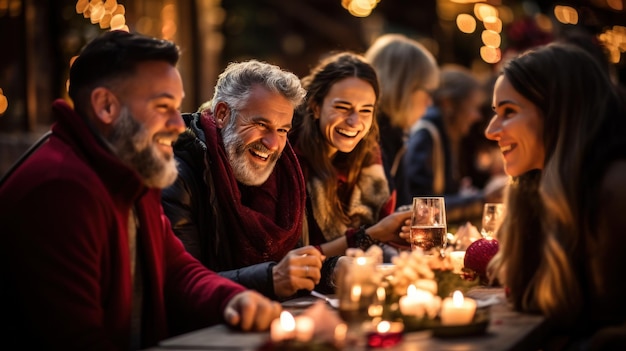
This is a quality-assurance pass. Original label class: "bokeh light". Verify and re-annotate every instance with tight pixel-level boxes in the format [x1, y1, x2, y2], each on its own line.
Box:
[343, 0, 380, 18]
[481, 29, 501, 48]
[607, 0, 623, 11]
[599, 25, 626, 63]
[483, 15, 502, 33]
[0, 88, 8, 115]
[456, 13, 477, 34]
[474, 3, 497, 21]
[480, 46, 501, 64]
[554, 5, 578, 25]
[75, 0, 128, 32]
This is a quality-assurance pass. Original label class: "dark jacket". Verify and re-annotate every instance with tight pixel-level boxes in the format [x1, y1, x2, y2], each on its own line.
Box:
[402, 107, 483, 223]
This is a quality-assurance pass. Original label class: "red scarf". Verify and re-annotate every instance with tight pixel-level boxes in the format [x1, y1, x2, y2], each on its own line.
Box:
[200, 111, 305, 267]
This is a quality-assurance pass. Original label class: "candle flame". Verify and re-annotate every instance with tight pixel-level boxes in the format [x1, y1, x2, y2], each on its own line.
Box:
[377, 320, 391, 333]
[452, 290, 464, 307]
[377, 286, 386, 301]
[351, 284, 362, 301]
[356, 256, 367, 265]
[279, 311, 296, 331]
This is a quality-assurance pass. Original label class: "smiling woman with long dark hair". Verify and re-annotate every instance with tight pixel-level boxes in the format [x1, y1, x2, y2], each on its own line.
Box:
[486, 42, 626, 349]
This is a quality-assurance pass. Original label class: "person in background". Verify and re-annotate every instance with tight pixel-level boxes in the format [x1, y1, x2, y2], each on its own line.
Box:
[0, 30, 280, 351]
[486, 43, 626, 350]
[364, 33, 439, 202]
[402, 65, 504, 225]
[289, 51, 411, 263]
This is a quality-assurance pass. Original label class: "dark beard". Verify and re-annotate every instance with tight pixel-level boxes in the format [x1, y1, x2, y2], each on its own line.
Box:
[107, 108, 178, 188]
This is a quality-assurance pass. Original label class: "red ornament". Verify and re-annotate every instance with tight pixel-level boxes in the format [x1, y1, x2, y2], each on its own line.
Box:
[463, 238, 499, 282]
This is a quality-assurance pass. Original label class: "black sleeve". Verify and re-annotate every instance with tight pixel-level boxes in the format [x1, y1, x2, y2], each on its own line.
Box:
[218, 262, 278, 299]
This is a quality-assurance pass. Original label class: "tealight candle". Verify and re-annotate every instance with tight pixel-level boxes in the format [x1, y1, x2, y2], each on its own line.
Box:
[440, 290, 476, 325]
[366, 320, 404, 348]
[294, 315, 314, 342]
[399, 284, 440, 319]
[270, 311, 296, 342]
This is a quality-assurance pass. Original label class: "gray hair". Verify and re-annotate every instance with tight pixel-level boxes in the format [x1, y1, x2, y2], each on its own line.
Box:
[203, 60, 306, 114]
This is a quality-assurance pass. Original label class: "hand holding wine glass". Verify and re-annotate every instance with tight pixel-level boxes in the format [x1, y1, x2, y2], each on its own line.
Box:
[409, 197, 447, 255]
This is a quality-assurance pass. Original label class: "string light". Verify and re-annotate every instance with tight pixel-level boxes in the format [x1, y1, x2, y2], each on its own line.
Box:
[599, 25, 626, 63]
[75, 0, 128, 31]
[474, 3, 497, 21]
[554, 5, 578, 25]
[456, 13, 477, 34]
[0, 88, 8, 115]
[342, 0, 381, 18]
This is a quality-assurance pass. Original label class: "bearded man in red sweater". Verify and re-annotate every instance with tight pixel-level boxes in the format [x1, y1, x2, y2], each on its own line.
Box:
[0, 30, 280, 350]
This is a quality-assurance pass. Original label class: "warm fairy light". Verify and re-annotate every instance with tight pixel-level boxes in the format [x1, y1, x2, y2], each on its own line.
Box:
[608, 0, 624, 11]
[161, 3, 178, 40]
[535, 13, 553, 33]
[0, 88, 8, 115]
[456, 14, 477, 34]
[76, 0, 128, 31]
[343, 0, 380, 18]
[483, 15, 502, 33]
[450, 0, 486, 3]
[474, 3, 497, 21]
[481, 30, 501, 48]
[480, 46, 501, 64]
[599, 25, 626, 64]
[554, 5, 578, 25]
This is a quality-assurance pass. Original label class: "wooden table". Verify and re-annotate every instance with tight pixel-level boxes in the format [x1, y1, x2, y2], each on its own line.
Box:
[143, 287, 550, 351]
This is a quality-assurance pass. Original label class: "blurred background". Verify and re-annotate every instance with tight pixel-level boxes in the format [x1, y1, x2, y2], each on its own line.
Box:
[1, 0, 625, 177]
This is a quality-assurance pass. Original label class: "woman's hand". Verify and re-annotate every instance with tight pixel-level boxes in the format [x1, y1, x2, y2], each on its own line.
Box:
[367, 210, 412, 247]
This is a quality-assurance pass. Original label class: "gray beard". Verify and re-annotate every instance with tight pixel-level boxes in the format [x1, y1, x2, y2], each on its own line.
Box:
[106, 107, 178, 189]
[221, 116, 279, 186]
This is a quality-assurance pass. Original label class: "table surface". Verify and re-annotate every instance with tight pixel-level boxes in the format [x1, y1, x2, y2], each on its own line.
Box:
[144, 287, 550, 351]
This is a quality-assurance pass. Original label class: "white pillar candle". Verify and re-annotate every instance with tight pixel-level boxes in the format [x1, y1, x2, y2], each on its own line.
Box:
[440, 290, 476, 325]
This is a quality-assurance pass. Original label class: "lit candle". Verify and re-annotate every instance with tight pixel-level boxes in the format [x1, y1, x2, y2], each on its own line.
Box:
[440, 290, 476, 325]
[294, 315, 314, 342]
[449, 251, 466, 274]
[270, 311, 296, 342]
[366, 320, 404, 348]
[399, 284, 441, 319]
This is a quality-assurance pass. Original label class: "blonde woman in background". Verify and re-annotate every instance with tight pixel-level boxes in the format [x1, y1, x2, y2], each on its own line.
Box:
[364, 33, 439, 206]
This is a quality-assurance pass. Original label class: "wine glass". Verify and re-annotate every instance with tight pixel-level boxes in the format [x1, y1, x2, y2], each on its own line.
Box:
[409, 197, 447, 254]
[481, 203, 505, 239]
